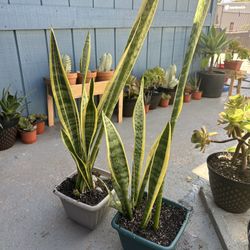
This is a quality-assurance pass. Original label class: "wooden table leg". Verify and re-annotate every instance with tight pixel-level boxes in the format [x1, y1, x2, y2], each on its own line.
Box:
[237, 78, 242, 95]
[47, 86, 55, 127]
[117, 91, 123, 123]
[228, 76, 235, 96]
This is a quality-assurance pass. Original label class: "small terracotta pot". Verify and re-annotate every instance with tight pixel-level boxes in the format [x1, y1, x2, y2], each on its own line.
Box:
[67, 73, 78, 85]
[160, 99, 170, 107]
[36, 121, 45, 135]
[192, 91, 202, 100]
[184, 94, 191, 103]
[96, 70, 114, 82]
[20, 130, 37, 144]
[224, 60, 243, 71]
[144, 104, 150, 113]
[77, 71, 97, 84]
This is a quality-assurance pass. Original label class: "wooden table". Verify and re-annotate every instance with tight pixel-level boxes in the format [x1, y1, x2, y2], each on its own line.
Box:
[44, 78, 123, 127]
[214, 68, 247, 96]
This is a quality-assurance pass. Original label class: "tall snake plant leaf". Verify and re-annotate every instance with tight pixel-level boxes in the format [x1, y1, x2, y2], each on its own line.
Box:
[102, 112, 133, 219]
[140, 122, 172, 229]
[84, 79, 97, 156]
[49, 29, 81, 155]
[91, 0, 159, 164]
[131, 79, 146, 208]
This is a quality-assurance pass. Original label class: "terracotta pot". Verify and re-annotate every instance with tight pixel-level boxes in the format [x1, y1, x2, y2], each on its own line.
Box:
[224, 60, 243, 71]
[192, 91, 202, 100]
[67, 73, 78, 85]
[144, 104, 150, 113]
[77, 71, 97, 84]
[184, 94, 191, 103]
[20, 130, 37, 144]
[160, 98, 170, 107]
[96, 70, 114, 82]
[36, 121, 45, 135]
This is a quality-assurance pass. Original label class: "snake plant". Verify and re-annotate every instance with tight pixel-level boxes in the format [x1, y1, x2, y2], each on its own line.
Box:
[49, 0, 159, 194]
[102, 0, 211, 230]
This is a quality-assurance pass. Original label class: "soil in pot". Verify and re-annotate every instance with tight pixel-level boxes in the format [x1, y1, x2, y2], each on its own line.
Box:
[96, 71, 114, 82]
[123, 99, 137, 117]
[192, 91, 202, 100]
[224, 60, 243, 71]
[20, 130, 37, 144]
[207, 152, 250, 213]
[117, 197, 187, 247]
[199, 71, 225, 98]
[0, 126, 18, 151]
[67, 73, 78, 85]
[57, 173, 113, 206]
[36, 121, 45, 135]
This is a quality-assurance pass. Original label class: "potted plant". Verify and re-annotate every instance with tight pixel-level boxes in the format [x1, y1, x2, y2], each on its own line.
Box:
[28, 114, 47, 135]
[190, 74, 202, 100]
[224, 40, 250, 71]
[61, 54, 78, 85]
[197, 26, 230, 98]
[144, 90, 151, 113]
[96, 53, 114, 81]
[123, 75, 140, 117]
[0, 88, 24, 151]
[18, 117, 37, 144]
[49, 0, 161, 230]
[191, 95, 250, 213]
[160, 64, 179, 105]
[183, 92, 191, 103]
[143, 67, 165, 110]
[102, 0, 210, 248]
[160, 93, 171, 107]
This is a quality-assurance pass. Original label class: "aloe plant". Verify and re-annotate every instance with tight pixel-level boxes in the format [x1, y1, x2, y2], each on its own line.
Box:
[102, 0, 211, 230]
[49, 0, 160, 194]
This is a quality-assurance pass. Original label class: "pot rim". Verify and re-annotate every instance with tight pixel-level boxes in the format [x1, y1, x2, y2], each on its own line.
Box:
[111, 197, 191, 250]
[54, 167, 114, 211]
[207, 152, 250, 186]
[199, 70, 225, 76]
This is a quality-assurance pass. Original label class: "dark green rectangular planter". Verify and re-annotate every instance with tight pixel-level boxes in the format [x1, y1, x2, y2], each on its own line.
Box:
[111, 198, 190, 250]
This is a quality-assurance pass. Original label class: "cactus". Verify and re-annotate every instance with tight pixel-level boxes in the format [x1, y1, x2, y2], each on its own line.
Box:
[98, 53, 112, 72]
[61, 54, 72, 73]
[163, 64, 179, 89]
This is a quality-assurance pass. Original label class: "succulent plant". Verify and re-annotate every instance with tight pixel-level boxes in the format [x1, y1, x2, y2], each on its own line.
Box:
[18, 117, 36, 132]
[144, 90, 152, 105]
[124, 75, 140, 100]
[225, 40, 250, 61]
[98, 53, 112, 72]
[161, 93, 171, 100]
[143, 67, 166, 89]
[189, 73, 201, 92]
[162, 64, 179, 89]
[28, 114, 47, 124]
[0, 88, 24, 129]
[61, 54, 72, 73]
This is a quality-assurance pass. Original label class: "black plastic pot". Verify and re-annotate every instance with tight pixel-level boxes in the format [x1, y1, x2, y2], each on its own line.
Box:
[207, 152, 250, 213]
[0, 126, 18, 151]
[149, 92, 162, 110]
[199, 71, 225, 98]
[123, 99, 137, 117]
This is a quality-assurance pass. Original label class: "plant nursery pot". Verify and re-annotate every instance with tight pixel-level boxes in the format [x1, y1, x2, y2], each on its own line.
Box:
[123, 99, 137, 117]
[158, 87, 176, 105]
[207, 152, 250, 213]
[54, 168, 113, 230]
[0, 125, 18, 151]
[36, 121, 45, 135]
[144, 104, 150, 113]
[77, 71, 97, 84]
[191, 91, 202, 100]
[183, 94, 191, 103]
[111, 197, 190, 250]
[149, 92, 162, 110]
[160, 99, 169, 107]
[67, 72, 78, 85]
[199, 71, 225, 98]
[224, 60, 243, 71]
[96, 70, 114, 82]
[20, 130, 37, 144]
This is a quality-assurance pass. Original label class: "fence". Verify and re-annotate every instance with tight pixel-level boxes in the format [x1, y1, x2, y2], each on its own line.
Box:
[0, 0, 216, 115]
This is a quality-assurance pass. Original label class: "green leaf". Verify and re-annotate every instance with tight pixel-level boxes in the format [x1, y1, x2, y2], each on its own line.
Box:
[131, 80, 146, 208]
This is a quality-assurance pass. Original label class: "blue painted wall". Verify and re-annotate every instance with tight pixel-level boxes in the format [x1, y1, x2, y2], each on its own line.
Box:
[0, 0, 216, 115]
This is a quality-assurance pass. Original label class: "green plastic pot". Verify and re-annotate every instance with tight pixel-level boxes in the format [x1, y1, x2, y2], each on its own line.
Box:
[111, 198, 190, 250]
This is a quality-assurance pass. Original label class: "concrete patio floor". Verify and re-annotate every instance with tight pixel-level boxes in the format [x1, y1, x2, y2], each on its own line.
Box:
[1, 86, 249, 250]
